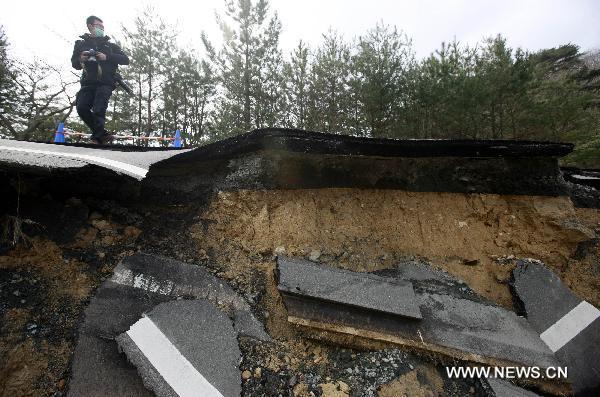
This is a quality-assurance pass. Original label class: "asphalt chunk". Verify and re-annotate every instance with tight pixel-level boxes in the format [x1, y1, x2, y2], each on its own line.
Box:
[117, 300, 241, 397]
[277, 255, 423, 320]
[512, 259, 583, 333]
[511, 260, 600, 395]
[279, 256, 563, 393]
[68, 281, 169, 396]
[68, 253, 268, 397]
[113, 253, 270, 341]
[373, 260, 481, 301]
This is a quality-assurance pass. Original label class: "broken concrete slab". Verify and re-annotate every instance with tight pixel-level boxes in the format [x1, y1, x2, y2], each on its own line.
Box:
[279, 257, 563, 391]
[277, 256, 422, 320]
[112, 253, 270, 341]
[511, 260, 600, 395]
[481, 378, 541, 397]
[68, 254, 267, 396]
[117, 300, 241, 397]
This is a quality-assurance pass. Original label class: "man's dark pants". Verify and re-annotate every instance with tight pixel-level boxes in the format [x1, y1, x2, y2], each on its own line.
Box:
[76, 84, 113, 140]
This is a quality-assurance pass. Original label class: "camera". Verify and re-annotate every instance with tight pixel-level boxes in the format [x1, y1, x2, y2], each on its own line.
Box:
[85, 49, 97, 62]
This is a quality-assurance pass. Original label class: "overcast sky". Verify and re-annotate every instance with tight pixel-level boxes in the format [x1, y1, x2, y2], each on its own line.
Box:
[2, 0, 599, 71]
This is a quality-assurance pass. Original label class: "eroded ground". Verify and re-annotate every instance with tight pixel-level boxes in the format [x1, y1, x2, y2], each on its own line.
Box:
[0, 197, 142, 397]
[1, 188, 599, 396]
[194, 189, 599, 312]
[187, 189, 600, 396]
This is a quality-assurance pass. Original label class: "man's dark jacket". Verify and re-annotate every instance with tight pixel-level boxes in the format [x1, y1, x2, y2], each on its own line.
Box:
[71, 34, 129, 87]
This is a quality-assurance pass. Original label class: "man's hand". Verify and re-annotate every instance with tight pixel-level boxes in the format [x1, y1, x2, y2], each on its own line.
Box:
[79, 51, 90, 62]
[96, 52, 107, 61]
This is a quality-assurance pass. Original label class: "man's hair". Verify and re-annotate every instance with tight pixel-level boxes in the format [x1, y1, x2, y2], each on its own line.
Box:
[86, 16, 103, 26]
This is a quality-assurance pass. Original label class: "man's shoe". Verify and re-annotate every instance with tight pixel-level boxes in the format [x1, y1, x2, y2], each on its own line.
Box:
[99, 131, 115, 145]
[89, 138, 102, 145]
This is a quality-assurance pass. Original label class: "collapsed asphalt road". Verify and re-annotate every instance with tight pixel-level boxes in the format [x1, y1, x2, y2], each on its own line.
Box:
[0, 129, 587, 200]
[1, 129, 599, 396]
[3, 128, 598, 208]
[0, 138, 188, 180]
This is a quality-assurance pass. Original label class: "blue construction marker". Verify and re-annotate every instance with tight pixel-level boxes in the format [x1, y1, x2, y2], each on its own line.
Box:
[173, 129, 182, 148]
[54, 122, 65, 143]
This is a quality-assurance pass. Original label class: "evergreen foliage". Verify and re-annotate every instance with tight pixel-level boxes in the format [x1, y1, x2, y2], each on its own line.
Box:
[0, 1, 598, 167]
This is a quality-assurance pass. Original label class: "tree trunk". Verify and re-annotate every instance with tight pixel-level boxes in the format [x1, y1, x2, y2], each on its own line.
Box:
[243, 39, 251, 131]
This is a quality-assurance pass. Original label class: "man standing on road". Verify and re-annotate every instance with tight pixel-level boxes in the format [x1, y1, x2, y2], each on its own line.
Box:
[71, 16, 129, 144]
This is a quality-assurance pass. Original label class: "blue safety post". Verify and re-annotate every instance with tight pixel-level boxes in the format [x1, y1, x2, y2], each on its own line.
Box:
[54, 122, 65, 143]
[173, 129, 182, 148]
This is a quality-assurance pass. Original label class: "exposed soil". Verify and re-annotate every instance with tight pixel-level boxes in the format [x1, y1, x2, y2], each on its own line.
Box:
[187, 188, 599, 395]
[194, 189, 596, 312]
[0, 239, 91, 397]
[0, 195, 144, 397]
[565, 208, 600, 307]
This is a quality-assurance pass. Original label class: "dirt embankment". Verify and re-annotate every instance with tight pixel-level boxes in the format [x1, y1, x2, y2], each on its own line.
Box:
[189, 188, 598, 396]
[193, 189, 598, 311]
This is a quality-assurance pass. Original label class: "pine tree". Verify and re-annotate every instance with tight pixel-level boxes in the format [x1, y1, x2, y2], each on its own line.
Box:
[352, 23, 414, 137]
[307, 30, 352, 134]
[204, 0, 284, 137]
[527, 45, 598, 148]
[187, 60, 217, 145]
[253, 15, 284, 128]
[283, 41, 310, 129]
[159, 50, 217, 145]
[122, 7, 176, 139]
[0, 26, 19, 137]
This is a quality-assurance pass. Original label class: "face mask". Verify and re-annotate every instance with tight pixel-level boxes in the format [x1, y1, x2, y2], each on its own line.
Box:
[94, 27, 105, 38]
